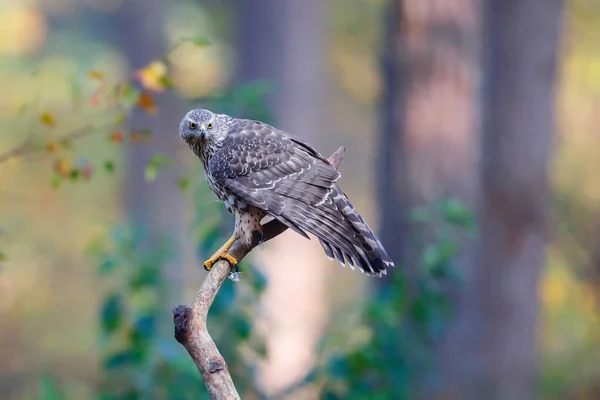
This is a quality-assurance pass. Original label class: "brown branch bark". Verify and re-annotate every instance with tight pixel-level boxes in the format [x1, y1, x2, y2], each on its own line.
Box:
[173, 146, 346, 399]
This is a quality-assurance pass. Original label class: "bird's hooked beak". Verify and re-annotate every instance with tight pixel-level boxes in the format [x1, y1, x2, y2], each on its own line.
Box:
[200, 123, 207, 139]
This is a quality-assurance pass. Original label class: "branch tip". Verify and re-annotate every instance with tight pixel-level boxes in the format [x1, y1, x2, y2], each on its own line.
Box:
[173, 304, 188, 344]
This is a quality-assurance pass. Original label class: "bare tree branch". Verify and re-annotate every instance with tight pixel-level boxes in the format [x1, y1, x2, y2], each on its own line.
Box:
[0, 124, 102, 165]
[173, 146, 346, 399]
[0, 142, 33, 165]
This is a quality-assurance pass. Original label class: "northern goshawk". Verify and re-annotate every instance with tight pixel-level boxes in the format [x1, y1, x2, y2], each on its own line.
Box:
[179, 109, 394, 277]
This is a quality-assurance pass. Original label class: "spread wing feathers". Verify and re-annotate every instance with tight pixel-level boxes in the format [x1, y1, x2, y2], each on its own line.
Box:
[209, 120, 394, 276]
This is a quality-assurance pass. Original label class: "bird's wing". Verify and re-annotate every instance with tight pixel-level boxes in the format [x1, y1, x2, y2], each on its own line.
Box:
[209, 120, 393, 275]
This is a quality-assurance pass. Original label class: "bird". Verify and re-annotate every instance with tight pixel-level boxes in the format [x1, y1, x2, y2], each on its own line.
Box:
[179, 108, 394, 277]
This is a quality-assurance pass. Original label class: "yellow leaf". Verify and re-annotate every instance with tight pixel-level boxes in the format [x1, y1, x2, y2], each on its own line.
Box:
[40, 113, 56, 127]
[89, 70, 104, 80]
[53, 159, 72, 176]
[136, 60, 169, 92]
[45, 142, 58, 153]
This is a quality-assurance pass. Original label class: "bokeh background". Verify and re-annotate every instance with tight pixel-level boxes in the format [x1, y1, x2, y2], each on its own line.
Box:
[0, 0, 597, 399]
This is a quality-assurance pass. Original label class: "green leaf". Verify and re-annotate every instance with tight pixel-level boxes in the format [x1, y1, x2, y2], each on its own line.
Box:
[439, 198, 475, 228]
[238, 81, 275, 96]
[421, 243, 456, 277]
[411, 298, 430, 324]
[104, 350, 135, 370]
[159, 75, 175, 89]
[37, 376, 66, 400]
[407, 206, 430, 224]
[233, 317, 251, 340]
[150, 154, 172, 165]
[421, 245, 442, 271]
[253, 339, 267, 358]
[190, 36, 211, 47]
[50, 174, 62, 189]
[103, 160, 115, 173]
[144, 154, 172, 182]
[98, 256, 117, 275]
[0, 251, 6, 262]
[69, 168, 80, 181]
[129, 267, 158, 289]
[133, 315, 156, 339]
[145, 166, 158, 182]
[248, 267, 268, 293]
[100, 292, 122, 335]
[329, 355, 350, 379]
[177, 176, 191, 191]
[235, 81, 275, 117]
[118, 83, 141, 109]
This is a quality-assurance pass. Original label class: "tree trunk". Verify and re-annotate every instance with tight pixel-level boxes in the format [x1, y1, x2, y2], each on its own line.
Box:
[380, 6, 483, 391]
[235, 0, 329, 396]
[470, 1, 564, 398]
[379, 0, 482, 282]
[380, 1, 484, 392]
[380, 0, 563, 398]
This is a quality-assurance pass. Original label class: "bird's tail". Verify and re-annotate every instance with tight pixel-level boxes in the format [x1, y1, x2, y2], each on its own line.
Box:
[319, 188, 395, 277]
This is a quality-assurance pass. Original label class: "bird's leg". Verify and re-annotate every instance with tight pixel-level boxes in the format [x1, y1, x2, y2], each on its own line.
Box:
[203, 234, 239, 271]
[257, 225, 265, 248]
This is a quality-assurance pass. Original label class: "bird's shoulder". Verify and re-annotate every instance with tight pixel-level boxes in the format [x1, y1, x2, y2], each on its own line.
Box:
[209, 119, 334, 180]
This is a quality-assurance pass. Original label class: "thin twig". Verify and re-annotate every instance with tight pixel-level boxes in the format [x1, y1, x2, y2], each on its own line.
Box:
[0, 140, 36, 165]
[173, 146, 346, 400]
[0, 124, 103, 166]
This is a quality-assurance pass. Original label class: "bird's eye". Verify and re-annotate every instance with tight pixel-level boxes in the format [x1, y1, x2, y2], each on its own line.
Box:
[208, 123, 213, 129]
[188, 122, 198, 130]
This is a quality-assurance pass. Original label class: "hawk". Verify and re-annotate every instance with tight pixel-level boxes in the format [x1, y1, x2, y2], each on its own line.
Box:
[179, 109, 394, 277]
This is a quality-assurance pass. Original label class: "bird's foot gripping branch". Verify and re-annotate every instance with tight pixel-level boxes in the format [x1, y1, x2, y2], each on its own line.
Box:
[203, 234, 239, 272]
[172, 146, 345, 400]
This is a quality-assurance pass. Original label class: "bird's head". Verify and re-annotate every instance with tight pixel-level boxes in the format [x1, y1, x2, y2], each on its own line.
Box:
[179, 108, 230, 146]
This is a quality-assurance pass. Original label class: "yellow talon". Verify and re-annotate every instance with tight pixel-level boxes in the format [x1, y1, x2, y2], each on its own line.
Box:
[203, 252, 238, 271]
[203, 235, 238, 271]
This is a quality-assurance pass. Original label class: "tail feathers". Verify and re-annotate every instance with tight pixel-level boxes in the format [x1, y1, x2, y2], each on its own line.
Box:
[318, 188, 394, 277]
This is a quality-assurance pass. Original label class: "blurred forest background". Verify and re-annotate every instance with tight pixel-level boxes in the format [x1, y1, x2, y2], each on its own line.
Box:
[0, 0, 597, 399]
